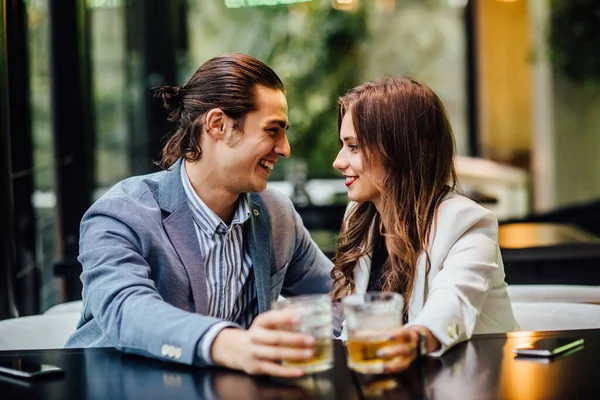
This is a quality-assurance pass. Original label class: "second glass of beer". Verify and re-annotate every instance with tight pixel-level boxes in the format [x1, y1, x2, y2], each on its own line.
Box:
[272, 294, 333, 374]
[342, 292, 404, 374]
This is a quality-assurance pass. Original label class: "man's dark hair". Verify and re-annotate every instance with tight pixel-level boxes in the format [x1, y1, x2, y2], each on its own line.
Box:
[154, 53, 285, 169]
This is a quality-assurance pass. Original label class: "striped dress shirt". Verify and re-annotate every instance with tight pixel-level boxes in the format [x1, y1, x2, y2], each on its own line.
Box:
[181, 164, 258, 362]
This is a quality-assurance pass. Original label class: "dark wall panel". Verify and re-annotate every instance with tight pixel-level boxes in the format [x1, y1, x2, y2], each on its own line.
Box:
[7, 0, 39, 316]
[0, 0, 20, 319]
[48, 0, 95, 301]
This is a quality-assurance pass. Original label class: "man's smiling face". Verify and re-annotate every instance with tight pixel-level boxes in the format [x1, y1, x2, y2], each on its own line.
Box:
[216, 85, 291, 195]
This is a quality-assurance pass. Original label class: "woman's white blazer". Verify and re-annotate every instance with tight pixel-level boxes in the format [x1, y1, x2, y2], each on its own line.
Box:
[341, 193, 519, 356]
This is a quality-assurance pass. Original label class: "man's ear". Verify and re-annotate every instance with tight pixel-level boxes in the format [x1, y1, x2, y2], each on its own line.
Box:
[204, 108, 227, 140]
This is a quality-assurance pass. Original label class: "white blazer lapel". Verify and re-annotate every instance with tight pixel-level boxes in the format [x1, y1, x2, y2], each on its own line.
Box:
[353, 254, 371, 294]
[353, 210, 378, 294]
[408, 252, 427, 321]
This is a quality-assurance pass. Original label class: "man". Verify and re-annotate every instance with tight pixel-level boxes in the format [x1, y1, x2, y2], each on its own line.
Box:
[66, 53, 332, 377]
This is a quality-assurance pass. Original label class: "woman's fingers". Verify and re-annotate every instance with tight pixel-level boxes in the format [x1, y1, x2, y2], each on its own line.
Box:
[374, 328, 419, 373]
[382, 356, 414, 374]
[376, 343, 417, 360]
[387, 328, 417, 344]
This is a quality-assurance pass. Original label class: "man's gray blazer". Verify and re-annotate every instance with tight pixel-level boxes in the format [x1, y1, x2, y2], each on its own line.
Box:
[65, 159, 333, 366]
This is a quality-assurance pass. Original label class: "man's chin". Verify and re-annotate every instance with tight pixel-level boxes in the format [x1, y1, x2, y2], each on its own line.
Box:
[250, 180, 268, 193]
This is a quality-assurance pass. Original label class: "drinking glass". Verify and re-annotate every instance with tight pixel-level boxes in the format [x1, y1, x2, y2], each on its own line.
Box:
[342, 291, 404, 374]
[272, 294, 333, 373]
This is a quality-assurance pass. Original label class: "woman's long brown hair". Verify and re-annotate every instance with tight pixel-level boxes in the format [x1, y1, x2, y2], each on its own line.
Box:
[331, 77, 458, 309]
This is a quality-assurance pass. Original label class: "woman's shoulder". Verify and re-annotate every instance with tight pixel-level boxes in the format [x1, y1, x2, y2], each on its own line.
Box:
[438, 193, 495, 218]
[434, 193, 498, 237]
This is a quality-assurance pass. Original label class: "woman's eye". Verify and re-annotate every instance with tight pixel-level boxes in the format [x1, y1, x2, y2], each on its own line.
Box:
[349, 144, 359, 151]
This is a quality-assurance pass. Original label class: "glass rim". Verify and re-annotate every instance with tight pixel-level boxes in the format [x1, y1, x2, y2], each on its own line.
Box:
[272, 293, 331, 307]
[341, 291, 403, 306]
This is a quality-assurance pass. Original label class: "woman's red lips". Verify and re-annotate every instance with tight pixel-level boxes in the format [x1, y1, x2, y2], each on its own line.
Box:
[345, 176, 358, 187]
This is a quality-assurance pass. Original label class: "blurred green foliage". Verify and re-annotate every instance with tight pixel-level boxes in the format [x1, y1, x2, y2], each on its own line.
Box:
[549, 0, 600, 86]
[279, 5, 366, 178]
[188, 1, 366, 179]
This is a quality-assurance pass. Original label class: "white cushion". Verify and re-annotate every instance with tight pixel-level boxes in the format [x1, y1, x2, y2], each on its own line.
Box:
[512, 302, 600, 331]
[508, 285, 600, 304]
[0, 313, 80, 350]
[43, 300, 84, 315]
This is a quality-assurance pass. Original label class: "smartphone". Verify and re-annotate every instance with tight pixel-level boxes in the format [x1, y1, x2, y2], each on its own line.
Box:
[0, 358, 64, 380]
[513, 337, 585, 358]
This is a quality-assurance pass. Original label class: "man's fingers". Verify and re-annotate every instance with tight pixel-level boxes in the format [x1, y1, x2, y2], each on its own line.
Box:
[252, 309, 301, 329]
[251, 343, 314, 362]
[250, 328, 314, 348]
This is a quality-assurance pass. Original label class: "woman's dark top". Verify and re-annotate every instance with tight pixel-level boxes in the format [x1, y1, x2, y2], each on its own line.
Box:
[367, 235, 388, 292]
[368, 235, 408, 324]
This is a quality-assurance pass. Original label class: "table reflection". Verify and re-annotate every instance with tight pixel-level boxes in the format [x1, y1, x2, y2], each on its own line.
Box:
[500, 332, 584, 400]
[82, 349, 343, 400]
[353, 337, 505, 400]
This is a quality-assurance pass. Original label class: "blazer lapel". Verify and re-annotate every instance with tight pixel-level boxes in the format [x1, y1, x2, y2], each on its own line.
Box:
[158, 160, 208, 315]
[408, 254, 426, 322]
[246, 194, 272, 313]
[354, 255, 371, 294]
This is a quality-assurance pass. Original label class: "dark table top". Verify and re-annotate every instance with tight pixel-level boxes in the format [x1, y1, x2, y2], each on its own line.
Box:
[498, 222, 600, 285]
[499, 222, 600, 261]
[499, 223, 599, 249]
[1, 329, 599, 400]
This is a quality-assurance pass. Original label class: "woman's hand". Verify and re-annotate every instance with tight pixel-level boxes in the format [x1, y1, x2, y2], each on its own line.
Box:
[376, 326, 439, 373]
[210, 309, 315, 377]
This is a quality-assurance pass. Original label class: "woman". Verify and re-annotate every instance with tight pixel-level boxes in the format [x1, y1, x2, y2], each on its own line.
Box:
[332, 76, 518, 372]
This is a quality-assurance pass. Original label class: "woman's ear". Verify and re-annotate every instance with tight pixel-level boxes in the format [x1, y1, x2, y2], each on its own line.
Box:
[204, 108, 227, 140]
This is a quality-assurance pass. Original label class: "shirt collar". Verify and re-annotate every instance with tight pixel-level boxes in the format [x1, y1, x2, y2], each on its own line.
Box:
[180, 161, 250, 236]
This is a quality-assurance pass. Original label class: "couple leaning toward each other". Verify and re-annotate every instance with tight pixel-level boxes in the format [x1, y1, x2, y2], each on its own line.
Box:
[66, 53, 519, 377]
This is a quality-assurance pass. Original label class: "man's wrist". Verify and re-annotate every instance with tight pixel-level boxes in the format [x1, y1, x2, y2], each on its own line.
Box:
[210, 328, 242, 369]
[197, 322, 240, 366]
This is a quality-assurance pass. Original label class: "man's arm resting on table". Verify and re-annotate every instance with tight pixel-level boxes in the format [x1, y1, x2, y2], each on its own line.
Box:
[196, 321, 241, 365]
[209, 309, 317, 377]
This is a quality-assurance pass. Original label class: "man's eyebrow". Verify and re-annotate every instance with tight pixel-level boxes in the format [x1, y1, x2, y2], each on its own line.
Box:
[267, 119, 290, 130]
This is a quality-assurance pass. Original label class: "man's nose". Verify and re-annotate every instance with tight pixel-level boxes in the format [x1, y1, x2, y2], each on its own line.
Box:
[275, 133, 291, 158]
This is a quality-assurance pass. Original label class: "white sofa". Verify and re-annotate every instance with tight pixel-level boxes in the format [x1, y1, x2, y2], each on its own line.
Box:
[509, 284, 600, 331]
[508, 285, 600, 305]
[0, 301, 83, 350]
[512, 302, 600, 331]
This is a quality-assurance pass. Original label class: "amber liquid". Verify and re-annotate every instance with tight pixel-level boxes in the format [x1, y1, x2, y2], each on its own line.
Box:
[347, 337, 395, 373]
[283, 339, 333, 373]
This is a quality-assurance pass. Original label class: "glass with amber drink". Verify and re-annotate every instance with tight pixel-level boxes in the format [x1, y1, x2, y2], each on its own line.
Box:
[342, 291, 404, 374]
[272, 294, 333, 373]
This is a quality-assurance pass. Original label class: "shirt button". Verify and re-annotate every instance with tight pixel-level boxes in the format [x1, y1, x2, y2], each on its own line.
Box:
[253, 209, 259, 216]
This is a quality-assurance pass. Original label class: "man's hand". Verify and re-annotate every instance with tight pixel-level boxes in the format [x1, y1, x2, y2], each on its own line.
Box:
[210, 309, 315, 377]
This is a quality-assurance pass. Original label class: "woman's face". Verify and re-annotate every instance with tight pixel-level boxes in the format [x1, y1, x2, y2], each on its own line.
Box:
[333, 111, 384, 208]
